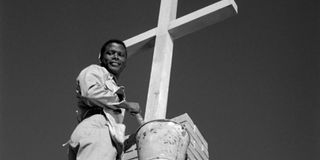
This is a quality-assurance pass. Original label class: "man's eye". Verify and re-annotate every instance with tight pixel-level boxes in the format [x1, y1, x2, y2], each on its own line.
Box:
[107, 51, 115, 55]
[118, 53, 125, 57]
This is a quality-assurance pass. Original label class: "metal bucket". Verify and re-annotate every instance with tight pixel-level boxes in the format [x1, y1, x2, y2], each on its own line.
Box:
[136, 119, 190, 160]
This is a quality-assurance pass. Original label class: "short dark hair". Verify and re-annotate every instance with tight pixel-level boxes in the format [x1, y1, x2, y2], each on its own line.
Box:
[100, 39, 127, 56]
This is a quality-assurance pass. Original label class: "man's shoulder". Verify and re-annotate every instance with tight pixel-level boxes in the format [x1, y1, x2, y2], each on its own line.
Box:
[80, 64, 103, 73]
[82, 64, 102, 71]
[78, 64, 111, 77]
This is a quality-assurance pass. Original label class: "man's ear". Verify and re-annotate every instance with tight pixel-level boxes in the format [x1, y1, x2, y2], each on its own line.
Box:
[98, 52, 102, 63]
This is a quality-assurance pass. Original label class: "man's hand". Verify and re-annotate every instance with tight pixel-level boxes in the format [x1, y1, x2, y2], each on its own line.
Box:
[116, 101, 144, 124]
[125, 102, 140, 114]
[123, 102, 144, 125]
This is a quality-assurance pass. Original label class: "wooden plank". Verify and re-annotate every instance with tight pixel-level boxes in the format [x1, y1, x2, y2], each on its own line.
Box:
[184, 125, 209, 159]
[123, 144, 138, 160]
[187, 149, 196, 160]
[171, 113, 208, 149]
[182, 121, 209, 158]
[124, 28, 156, 58]
[123, 152, 138, 160]
[124, 0, 238, 58]
[125, 0, 238, 58]
[181, 120, 208, 150]
[169, 0, 238, 39]
[173, 113, 208, 148]
[171, 113, 209, 159]
[190, 137, 208, 159]
[144, 0, 178, 121]
[188, 146, 205, 160]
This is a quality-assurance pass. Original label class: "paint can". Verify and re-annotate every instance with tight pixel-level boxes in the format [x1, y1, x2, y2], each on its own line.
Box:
[136, 119, 190, 160]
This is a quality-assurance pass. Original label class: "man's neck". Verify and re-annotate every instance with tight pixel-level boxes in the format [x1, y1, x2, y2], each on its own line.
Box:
[100, 64, 120, 81]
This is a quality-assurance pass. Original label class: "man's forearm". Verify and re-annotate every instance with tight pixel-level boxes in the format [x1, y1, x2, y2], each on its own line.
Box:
[116, 101, 140, 113]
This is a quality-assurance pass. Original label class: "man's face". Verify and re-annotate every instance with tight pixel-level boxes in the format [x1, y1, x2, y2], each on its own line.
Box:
[100, 42, 127, 76]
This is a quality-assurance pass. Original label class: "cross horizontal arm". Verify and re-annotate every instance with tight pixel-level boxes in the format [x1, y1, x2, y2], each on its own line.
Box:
[169, 0, 238, 39]
[124, 28, 156, 58]
[124, 0, 238, 58]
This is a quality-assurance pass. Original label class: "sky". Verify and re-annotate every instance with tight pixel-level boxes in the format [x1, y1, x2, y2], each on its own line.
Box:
[1, 0, 319, 160]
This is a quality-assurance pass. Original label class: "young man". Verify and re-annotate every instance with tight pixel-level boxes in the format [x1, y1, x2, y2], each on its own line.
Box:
[68, 39, 140, 160]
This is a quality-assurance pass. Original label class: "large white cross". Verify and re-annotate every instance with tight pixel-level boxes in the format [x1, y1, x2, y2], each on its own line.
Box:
[124, 0, 238, 122]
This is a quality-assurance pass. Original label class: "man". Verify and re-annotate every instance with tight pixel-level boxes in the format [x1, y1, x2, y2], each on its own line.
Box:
[68, 39, 140, 160]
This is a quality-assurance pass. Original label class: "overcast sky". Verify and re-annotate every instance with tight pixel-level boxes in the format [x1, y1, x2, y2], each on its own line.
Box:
[1, 0, 319, 160]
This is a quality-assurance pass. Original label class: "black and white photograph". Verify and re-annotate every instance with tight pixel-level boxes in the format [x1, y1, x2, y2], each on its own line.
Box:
[0, 0, 319, 160]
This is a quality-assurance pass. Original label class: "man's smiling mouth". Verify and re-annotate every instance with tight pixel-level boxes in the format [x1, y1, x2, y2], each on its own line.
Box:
[110, 62, 121, 67]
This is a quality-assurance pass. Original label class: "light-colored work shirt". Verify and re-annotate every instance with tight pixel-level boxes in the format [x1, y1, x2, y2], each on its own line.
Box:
[76, 64, 126, 144]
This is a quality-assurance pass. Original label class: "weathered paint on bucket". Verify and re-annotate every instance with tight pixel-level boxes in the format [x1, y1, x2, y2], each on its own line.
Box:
[136, 119, 190, 160]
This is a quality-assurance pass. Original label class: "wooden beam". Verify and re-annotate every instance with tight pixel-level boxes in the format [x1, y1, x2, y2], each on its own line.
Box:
[171, 113, 209, 160]
[172, 113, 208, 149]
[124, 0, 238, 57]
[123, 144, 138, 160]
[144, 0, 178, 121]
[169, 0, 238, 39]
[124, 28, 156, 58]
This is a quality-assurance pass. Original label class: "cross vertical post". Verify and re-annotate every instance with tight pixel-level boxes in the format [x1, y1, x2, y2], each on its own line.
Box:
[144, 0, 178, 122]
